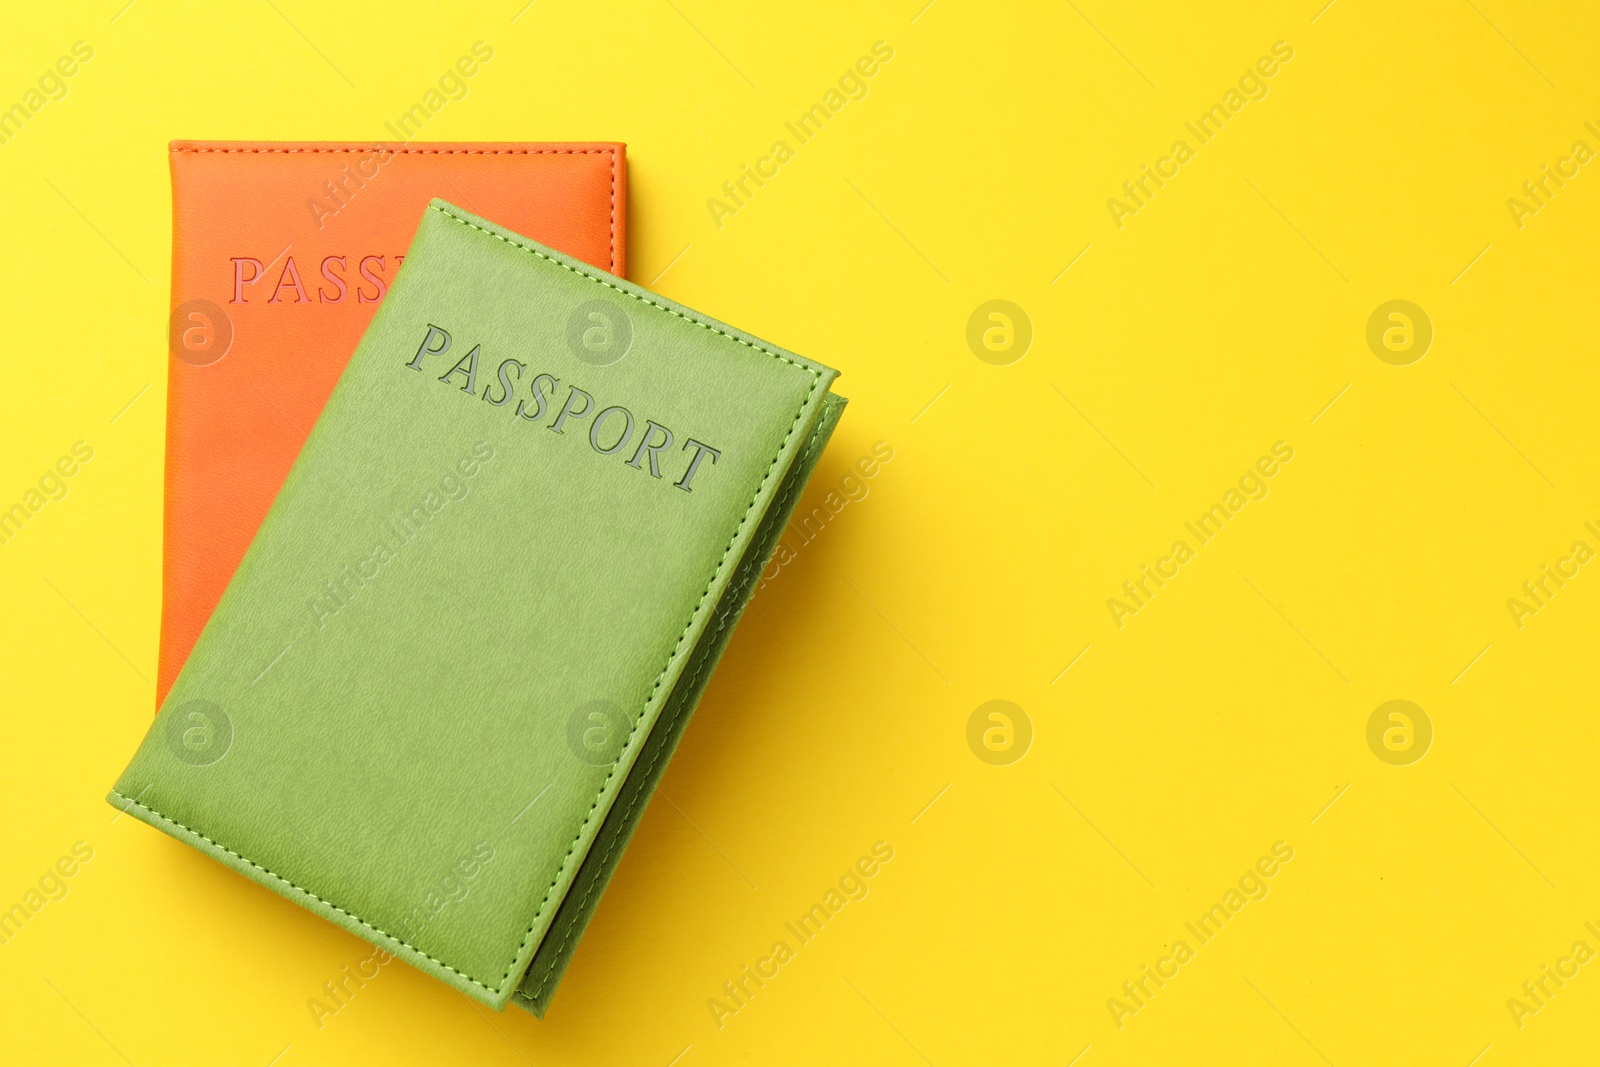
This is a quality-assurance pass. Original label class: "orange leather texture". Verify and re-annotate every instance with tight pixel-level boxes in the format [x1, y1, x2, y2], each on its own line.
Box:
[160, 140, 626, 705]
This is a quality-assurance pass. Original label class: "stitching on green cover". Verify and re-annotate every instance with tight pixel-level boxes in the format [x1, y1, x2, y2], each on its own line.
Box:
[425, 205, 813, 374]
[108, 788, 508, 996]
[519, 398, 836, 1004]
[123, 205, 825, 1001]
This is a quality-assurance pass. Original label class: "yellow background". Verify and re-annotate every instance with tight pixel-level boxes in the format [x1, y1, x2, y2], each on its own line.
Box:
[3, 1, 1598, 1063]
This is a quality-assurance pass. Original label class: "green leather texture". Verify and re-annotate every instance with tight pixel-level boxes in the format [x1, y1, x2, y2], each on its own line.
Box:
[110, 199, 842, 1012]
[514, 389, 845, 1016]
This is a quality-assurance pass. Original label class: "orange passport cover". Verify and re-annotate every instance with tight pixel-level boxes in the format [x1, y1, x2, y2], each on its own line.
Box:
[160, 140, 627, 704]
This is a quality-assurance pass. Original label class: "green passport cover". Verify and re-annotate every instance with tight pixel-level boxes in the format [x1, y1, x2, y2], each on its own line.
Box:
[109, 199, 844, 1015]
